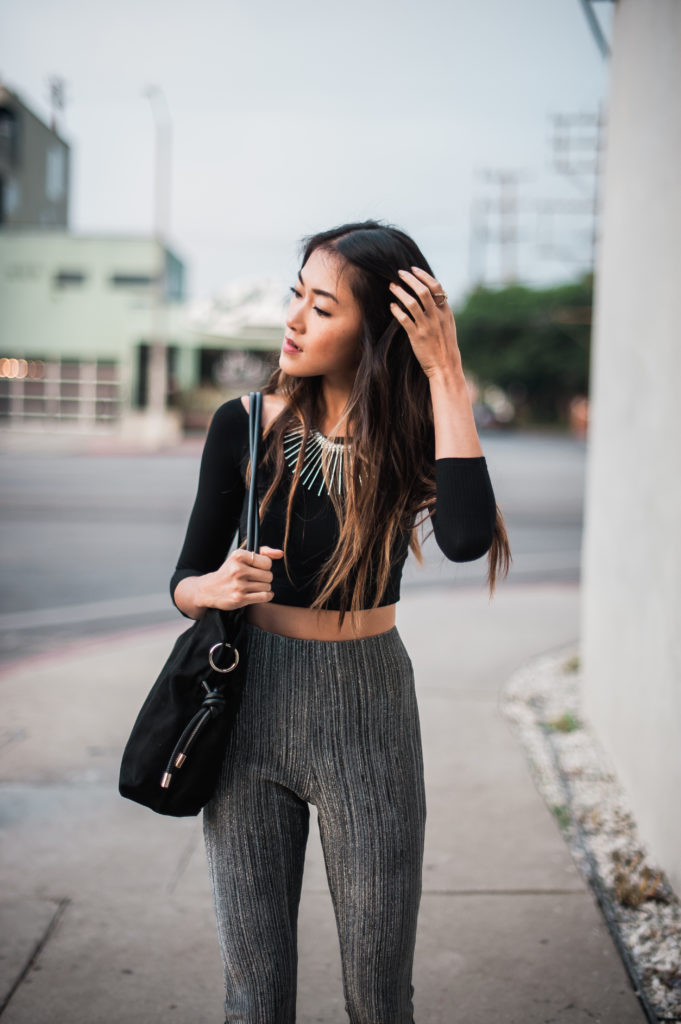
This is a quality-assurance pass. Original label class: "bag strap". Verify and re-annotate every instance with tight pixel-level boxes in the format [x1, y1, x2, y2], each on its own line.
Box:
[245, 390, 262, 553]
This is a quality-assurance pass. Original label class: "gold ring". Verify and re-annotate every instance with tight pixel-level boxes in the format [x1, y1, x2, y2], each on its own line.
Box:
[208, 641, 239, 674]
[433, 291, 448, 307]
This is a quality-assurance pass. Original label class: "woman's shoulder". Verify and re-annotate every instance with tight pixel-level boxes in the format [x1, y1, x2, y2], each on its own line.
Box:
[208, 395, 250, 434]
[206, 392, 292, 446]
[239, 392, 291, 431]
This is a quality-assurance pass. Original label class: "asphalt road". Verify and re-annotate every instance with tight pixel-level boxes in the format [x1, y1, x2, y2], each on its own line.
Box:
[0, 429, 586, 665]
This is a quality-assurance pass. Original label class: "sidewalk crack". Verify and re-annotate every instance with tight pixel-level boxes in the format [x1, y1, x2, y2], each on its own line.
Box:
[0, 896, 70, 1019]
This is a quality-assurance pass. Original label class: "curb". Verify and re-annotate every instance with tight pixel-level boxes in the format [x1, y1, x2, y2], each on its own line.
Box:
[499, 645, 681, 1024]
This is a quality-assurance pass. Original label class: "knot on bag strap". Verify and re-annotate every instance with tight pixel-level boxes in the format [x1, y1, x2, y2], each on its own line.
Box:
[200, 685, 228, 716]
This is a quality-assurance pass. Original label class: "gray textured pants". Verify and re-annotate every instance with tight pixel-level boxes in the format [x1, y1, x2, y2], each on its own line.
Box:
[202, 621, 427, 1024]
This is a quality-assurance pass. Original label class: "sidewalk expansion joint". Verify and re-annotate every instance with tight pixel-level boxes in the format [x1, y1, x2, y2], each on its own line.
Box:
[0, 897, 70, 1020]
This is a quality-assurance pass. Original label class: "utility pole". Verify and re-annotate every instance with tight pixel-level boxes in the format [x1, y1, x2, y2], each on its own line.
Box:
[538, 109, 602, 274]
[143, 85, 171, 420]
[47, 75, 67, 134]
[470, 108, 604, 292]
[471, 169, 533, 287]
[468, 196, 489, 288]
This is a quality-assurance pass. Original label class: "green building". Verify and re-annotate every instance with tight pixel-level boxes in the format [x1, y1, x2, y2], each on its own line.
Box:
[0, 83, 284, 439]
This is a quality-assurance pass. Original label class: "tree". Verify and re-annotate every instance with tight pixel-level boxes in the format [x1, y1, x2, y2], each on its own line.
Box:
[455, 273, 593, 425]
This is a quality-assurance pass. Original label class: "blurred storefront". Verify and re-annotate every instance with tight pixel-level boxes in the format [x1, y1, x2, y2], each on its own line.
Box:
[0, 229, 189, 432]
[0, 83, 286, 440]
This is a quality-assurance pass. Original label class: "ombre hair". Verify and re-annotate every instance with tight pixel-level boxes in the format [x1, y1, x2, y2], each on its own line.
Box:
[242, 219, 511, 630]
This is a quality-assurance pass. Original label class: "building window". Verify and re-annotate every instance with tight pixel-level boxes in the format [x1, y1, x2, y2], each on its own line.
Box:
[96, 360, 117, 381]
[110, 273, 155, 288]
[54, 270, 86, 287]
[165, 250, 185, 302]
[0, 356, 122, 423]
[0, 107, 19, 167]
[3, 178, 20, 219]
[61, 359, 80, 380]
[45, 144, 66, 201]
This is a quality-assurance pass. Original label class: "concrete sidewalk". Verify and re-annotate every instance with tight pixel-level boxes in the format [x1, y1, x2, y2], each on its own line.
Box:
[0, 583, 645, 1023]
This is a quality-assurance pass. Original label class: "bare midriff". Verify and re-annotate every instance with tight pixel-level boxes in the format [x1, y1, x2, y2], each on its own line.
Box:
[245, 601, 397, 641]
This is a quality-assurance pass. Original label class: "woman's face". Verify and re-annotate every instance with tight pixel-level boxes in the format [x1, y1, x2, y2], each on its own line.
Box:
[280, 248, 363, 380]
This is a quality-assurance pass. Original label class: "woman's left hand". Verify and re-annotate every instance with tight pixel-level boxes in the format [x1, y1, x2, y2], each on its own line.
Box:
[389, 266, 463, 380]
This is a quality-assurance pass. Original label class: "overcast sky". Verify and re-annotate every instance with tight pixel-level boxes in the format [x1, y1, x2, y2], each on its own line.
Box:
[1, 0, 614, 305]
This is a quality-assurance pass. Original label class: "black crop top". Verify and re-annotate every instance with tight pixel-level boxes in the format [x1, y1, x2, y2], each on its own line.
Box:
[170, 397, 498, 616]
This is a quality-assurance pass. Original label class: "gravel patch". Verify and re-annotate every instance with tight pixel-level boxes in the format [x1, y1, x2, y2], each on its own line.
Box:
[499, 644, 681, 1024]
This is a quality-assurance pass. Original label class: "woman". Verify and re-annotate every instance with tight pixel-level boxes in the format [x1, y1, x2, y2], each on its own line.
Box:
[171, 219, 511, 1023]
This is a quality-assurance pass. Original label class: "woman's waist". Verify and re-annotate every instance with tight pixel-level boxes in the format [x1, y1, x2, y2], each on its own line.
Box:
[245, 600, 397, 641]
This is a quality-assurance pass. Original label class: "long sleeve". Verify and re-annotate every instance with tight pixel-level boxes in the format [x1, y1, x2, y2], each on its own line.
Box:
[431, 456, 497, 561]
[169, 399, 247, 616]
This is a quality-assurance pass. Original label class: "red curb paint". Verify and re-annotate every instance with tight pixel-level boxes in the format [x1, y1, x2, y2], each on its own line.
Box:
[0, 620, 185, 677]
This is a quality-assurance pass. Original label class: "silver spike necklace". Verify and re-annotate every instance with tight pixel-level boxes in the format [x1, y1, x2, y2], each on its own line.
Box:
[283, 423, 352, 497]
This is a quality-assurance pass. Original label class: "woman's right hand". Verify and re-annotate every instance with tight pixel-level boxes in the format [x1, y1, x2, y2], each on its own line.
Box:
[194, 546, 285, 613]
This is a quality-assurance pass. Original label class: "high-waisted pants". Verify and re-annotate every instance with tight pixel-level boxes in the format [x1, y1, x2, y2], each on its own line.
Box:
[202, 621, 427, 1024]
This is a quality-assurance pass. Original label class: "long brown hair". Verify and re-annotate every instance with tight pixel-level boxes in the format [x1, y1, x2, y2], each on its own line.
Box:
[244, 219, 511, 630]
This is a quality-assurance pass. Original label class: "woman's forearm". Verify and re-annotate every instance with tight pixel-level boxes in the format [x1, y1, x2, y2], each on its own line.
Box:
[429, 363, 484, 458]
[173, 574, 215, 620]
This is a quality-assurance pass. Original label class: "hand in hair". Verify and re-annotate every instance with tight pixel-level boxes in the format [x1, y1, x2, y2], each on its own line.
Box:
[388, 266, 463, 381]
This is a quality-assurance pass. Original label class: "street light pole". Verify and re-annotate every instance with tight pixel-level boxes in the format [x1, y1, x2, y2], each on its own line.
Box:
[143, 85, 171, 418]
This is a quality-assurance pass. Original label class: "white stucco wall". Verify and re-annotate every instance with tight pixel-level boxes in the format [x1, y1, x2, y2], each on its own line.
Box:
[580, 0, 681, 892]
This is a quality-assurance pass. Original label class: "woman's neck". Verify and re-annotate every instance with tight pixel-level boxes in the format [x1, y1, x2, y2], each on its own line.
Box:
[319, 379, 353, 438]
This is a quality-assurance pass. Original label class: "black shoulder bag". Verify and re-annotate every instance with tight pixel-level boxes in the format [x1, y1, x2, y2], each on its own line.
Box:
[118, 390, 263, 817]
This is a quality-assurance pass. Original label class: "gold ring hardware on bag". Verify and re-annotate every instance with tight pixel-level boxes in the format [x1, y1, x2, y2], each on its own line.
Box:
[208, 641, 240, 673]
